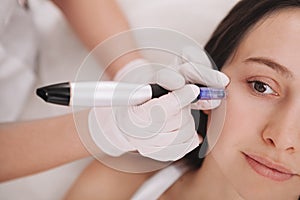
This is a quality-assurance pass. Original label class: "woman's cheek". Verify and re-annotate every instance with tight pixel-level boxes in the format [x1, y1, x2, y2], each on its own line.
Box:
[221, 79, 271, 138]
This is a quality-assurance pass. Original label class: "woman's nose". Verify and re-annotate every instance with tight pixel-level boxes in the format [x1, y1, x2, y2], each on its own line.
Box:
[262, 104, 300, 153]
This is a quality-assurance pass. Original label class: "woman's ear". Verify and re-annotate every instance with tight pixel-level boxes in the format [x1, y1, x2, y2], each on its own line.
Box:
[202, 110, 211, 115]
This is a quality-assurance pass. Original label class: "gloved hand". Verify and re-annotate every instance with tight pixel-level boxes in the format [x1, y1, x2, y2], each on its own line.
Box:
[88, 47, 229, 162]
[89, 64, 201, 161]
[174, 46, 229, 110]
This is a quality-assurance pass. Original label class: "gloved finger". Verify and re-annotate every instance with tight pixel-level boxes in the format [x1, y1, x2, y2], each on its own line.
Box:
[137, 133, 200, 161]
[155, 68, 185, 91]
[134, 135, 197, 155]
[127, 131, 177, 147]
[171, 119, 196, 144]
[115, 85, 198, 139]
[88, 108, 135, 156]
[149, 106, 192, 133]
[146, 84, 199, 117]
[126, 113, 195, 147]
[179, 46, 213, 67]
[117, 104, 191, 140]
[154, 113, 196, 146]
[179, 62, 230, 88]
[191, 99, 222, 110]
[181, 133, 202, 155]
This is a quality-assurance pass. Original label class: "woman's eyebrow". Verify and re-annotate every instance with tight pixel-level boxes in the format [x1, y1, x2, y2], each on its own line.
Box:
[244, 57, 293, 79]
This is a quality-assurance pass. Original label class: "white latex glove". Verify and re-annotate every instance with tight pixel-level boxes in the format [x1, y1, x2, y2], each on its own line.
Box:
[89, 66, 200, 161]
[88, 47, 229, 161]
[175, 46, 230, 109]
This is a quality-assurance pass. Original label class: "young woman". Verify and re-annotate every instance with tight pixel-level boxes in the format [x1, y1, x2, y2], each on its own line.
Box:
[64, 0, 300, 199]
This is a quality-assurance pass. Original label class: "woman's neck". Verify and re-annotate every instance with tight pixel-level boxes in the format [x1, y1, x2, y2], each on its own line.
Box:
[165, 156, 245, 199]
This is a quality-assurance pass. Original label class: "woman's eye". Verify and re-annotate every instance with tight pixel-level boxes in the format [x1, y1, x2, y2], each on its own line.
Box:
[248, 80, 277, 95]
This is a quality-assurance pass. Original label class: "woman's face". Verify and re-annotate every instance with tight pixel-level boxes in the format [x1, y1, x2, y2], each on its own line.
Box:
[206, 9, 300, 199]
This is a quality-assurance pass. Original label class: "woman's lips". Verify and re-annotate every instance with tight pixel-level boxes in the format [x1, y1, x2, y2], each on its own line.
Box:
[243, 153, 294, 182]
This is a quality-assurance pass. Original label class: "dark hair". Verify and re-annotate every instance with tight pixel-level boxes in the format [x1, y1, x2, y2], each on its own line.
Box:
[185, 0, 300, 170]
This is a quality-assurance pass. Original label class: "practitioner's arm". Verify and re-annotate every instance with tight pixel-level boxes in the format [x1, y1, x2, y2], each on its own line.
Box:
[52, 0, 140, 78]
[0, 111, 90, 182]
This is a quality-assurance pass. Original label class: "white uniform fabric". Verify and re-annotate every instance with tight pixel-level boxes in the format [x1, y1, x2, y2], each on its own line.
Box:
[131, 161, 190, 200]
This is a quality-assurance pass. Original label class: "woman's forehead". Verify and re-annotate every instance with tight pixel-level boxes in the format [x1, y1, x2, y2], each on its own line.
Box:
[232, 8, 300, 74]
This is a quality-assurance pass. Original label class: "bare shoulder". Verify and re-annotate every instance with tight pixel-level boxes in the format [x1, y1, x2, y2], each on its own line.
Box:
[64, 159, 155, 200]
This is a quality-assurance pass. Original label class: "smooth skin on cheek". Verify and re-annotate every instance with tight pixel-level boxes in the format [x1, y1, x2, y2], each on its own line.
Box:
[207, 64, 276, 198]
